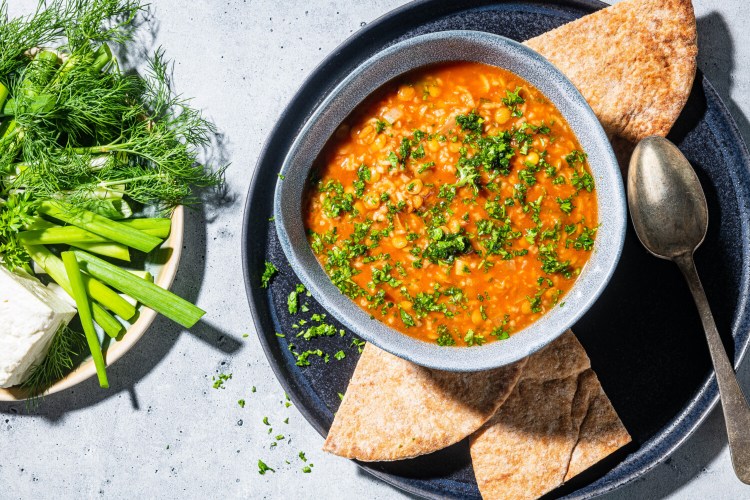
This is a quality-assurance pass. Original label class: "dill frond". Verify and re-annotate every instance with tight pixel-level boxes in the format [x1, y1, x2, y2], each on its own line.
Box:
[21, 323, 88, 402]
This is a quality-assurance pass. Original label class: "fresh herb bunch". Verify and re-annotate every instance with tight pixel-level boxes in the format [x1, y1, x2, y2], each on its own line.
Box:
[0, 0, 225, 270]
[0, 0, 222, 397]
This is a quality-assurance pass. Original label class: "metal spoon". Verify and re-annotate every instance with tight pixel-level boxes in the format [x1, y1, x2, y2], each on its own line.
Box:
[628, 136, 750, 483]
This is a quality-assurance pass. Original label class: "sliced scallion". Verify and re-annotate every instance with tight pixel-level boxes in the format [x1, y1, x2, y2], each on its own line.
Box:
[19, 218, 171, 245]
[24, 245, 133, 334]
[38, 200, 162, 253]
[73, 249, 205, 328]
[61, 251, 109, 389]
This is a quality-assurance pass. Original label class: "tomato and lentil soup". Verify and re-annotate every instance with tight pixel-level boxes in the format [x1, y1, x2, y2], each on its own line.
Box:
[304, 62, 598, 347]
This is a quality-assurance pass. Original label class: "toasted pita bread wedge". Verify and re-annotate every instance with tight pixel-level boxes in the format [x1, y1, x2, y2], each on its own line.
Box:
[525, 0, 697, 144]
[323, 343, 526, 461]
[470, 332, 631, 500]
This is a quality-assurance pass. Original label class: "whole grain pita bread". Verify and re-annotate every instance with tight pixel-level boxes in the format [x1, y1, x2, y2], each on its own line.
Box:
[524, 0, 697, 144]
[323, 343, 526, 461]
[470, 332, 631, 500]
[565, 369, 632, 481]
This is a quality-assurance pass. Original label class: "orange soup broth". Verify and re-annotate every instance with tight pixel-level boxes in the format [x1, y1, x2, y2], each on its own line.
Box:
[304, 62, 598, 347]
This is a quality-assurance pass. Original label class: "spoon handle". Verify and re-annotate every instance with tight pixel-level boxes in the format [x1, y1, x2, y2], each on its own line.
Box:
[674, 252, 750, 484]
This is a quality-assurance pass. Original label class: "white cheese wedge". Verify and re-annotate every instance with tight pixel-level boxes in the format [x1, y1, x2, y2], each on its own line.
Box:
[0, 266, 77, 388]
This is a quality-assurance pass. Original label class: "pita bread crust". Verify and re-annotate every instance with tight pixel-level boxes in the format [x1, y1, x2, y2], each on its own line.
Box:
[323, 343, 526, 461]
[521, 330, 591, 381]
[524, 0, 697, 143]
[470, 333, 631, 499]
[565, 370, 632, 480]
[469, 375, 582, 500]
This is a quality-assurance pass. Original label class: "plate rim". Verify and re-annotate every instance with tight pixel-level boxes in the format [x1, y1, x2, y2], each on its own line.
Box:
[241, 1, 750, 498]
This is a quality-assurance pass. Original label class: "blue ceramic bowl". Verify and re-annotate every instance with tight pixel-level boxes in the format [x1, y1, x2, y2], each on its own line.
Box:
[274, 30, 626, 371]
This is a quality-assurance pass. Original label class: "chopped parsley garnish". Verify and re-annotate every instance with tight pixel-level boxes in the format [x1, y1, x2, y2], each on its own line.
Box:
[556, 195, 574, 215]
[258, 460, 275, 475]
[287, 284, 306, 314]
[436, 325, 456, 346]
[464, 329, 486, 346]
[399, 307, 416, 327]
[319, 179, 355, 218]
[571, 170, 595, 192]
[354, 164, 371, 197]
[490, 314, 512, 339]
[567, 225, 597, 251]
[294, 349, 324, 367]
[565, 150, 587, 166]
[261, 261, 278, 288]
[502, 87, 525, 117]
[456, 110, 484, 134]
[423, 229, 470, 264]
[212, 373, 232, 389]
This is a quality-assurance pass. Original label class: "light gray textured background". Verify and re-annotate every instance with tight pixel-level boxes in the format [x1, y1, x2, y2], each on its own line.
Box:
[2, 0, 749, 498]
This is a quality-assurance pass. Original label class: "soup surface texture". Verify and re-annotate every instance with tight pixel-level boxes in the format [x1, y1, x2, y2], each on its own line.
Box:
[304, 62, 598, 347]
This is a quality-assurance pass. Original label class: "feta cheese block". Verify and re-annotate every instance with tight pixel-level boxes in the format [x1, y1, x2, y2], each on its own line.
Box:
[0, 266, 77, 388]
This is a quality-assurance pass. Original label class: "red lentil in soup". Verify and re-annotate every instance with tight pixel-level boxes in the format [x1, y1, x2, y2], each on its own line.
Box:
[304, 62, 598, 347]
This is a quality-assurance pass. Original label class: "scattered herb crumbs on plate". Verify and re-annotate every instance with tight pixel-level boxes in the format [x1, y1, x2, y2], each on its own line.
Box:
[338, 392, 345, 400]
[258, 460, 275, 475]
[242, 333, 249, 338]
[212, 373, 232, 389]
[261, 261, 278, 288]
[275, 434, 285, 441]
[283, 418, 289, 424]
[302, 466, 312, 473]
[275, 332, 285, 338]
[262, 416, 270, 426]
[287, 283, 305, 314]
[351, 339, 366, 353]
[252, 386, 257, 393]
[334, 350, 346, 360]
[299, 451, 307, 462]
[238, 399, 246, 408]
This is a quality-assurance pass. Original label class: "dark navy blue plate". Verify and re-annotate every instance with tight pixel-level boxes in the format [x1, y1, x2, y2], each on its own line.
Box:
[241, 1, 750, 498]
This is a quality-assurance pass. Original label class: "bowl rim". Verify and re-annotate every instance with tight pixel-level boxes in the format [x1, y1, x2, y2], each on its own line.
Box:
[274, 30, 626, 371]
[0, 205, 185, 401]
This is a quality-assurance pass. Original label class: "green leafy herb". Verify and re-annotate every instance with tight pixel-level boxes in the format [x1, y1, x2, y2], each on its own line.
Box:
[287, 283, 305, 314]
[436, 325, 456, 346]
[212, 373, 232, 389]
[257, 460, 275, 475]
[456, 110, 484, 134]
[502, 87, 525, 117]
[464, 329, 485, 346]
[261, 261, 278, 288]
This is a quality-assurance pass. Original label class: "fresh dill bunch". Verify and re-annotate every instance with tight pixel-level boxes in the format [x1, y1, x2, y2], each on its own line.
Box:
[20, 323, 88, 401]
[6, 48, 225, 211]
[62, 0, 143, 51]
[0, 0, 67, 85]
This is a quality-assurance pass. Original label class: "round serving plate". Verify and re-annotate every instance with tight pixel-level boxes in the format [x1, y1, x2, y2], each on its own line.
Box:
[0, 205, 185, 401]
[241, 1, 750, 498]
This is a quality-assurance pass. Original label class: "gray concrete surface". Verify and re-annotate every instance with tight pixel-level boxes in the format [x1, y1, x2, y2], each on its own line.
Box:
[2, 0, 750, 498]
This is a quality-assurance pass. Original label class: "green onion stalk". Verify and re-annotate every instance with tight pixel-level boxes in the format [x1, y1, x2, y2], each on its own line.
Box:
[61, 251, 109, 388]
[24, 244, 128, 339]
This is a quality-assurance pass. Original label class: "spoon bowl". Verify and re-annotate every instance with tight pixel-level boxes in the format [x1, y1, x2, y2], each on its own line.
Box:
[628, 136, 708, 259]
